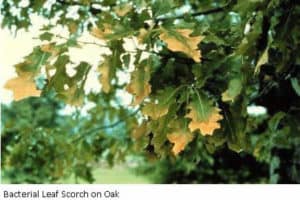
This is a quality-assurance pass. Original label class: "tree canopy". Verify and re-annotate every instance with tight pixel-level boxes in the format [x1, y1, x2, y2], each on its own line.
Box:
[1, 0, 300, 183]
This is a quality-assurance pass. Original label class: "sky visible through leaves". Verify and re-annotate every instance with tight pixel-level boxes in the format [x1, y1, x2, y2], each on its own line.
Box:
[0, 5, 267, 116]
[0, 14, 133, 114]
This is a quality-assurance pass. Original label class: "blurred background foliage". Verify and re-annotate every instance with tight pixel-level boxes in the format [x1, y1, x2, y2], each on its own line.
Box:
[2, 95, 300, 183]
[1, 94, 140, 183]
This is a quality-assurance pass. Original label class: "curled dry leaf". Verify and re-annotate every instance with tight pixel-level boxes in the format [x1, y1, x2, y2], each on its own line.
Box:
[159, 28, 204, 62]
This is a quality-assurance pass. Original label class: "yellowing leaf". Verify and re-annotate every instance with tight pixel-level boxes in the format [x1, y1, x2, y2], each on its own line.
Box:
[40, 44, 59, 56]
[40, 44, 52, 53]
[90, 24, 112, 40]
[159, 28, 204, 62]
[167, 129, 194, 155]
[98, 57, 112, 93]
[221, 78, 242, 102]
[114, 4, 132, 16]
[126, 65, 151, 105]
[142, 102, 169, 120]
[60, 85, 84, 106]
[186, 95, 223, 136]
[131, 122, 149, 139]
[221, 92, 233, 102]
[186, 107, 223, 136]
[137, 28, 148, 44]
[4, 74, 41, 101]
[68, 21, 78, 34]
[254, 47, 269, 75]
[142, 87, 175, 119]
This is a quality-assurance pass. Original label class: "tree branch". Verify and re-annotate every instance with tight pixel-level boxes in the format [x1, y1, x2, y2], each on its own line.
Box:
[155, 0, 234, 23]
[56, 0, 234, 20]
[56, 0, 103, 15]
[72, 108, 140, 142]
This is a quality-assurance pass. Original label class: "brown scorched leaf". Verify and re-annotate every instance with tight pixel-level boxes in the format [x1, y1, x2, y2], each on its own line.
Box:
[167, 129, 194, 155]
[4, 73, 41, 101]
[90, 24, 113, 40]
[185, 95, 223, 136]
[98, 58, 112, 93]
[159, 28, 204, 62]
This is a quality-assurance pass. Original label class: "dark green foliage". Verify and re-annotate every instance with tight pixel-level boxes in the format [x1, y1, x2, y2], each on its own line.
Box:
[1, 0, 300, 183]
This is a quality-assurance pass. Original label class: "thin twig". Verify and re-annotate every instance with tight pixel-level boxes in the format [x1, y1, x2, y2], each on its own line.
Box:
[54, 34, 108, 48]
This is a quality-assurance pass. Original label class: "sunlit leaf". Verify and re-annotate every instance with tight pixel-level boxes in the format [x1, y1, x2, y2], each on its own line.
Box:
[90, 24, 113, 40]
[4, 73, 41, 101]
[114, 4, 132, 16]
[98, 56, 112, 93]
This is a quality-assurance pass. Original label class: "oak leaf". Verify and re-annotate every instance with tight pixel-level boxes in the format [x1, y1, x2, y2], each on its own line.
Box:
[142, 102, 169, 120]
[159, 28, 204, 62]
[137, 28, 148, 44]
[4, 73, 41, 101]
[254, 47, 269, 75]
[167, 129, 194, 155]
[40, 44, 59, 57]
[142, 88, 175, 119]
[90, 24, 112, 40]
[150, 116, 172, 155]
[15, 47, 50, 76]
[222, 78, 242, 102]
[126, 66, 151, 105]
[131, 122, 149, 139]
[186, 107, 223, 136]
[98, 57, 113, 93]
[60, 85, 84, 106]
[114, 4, 132, 16]
[186, 96, 223, 136]
[68, 21, 78, 34]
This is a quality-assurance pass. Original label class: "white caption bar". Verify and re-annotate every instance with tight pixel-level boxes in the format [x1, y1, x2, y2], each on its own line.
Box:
[0, 184, 299, 200]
